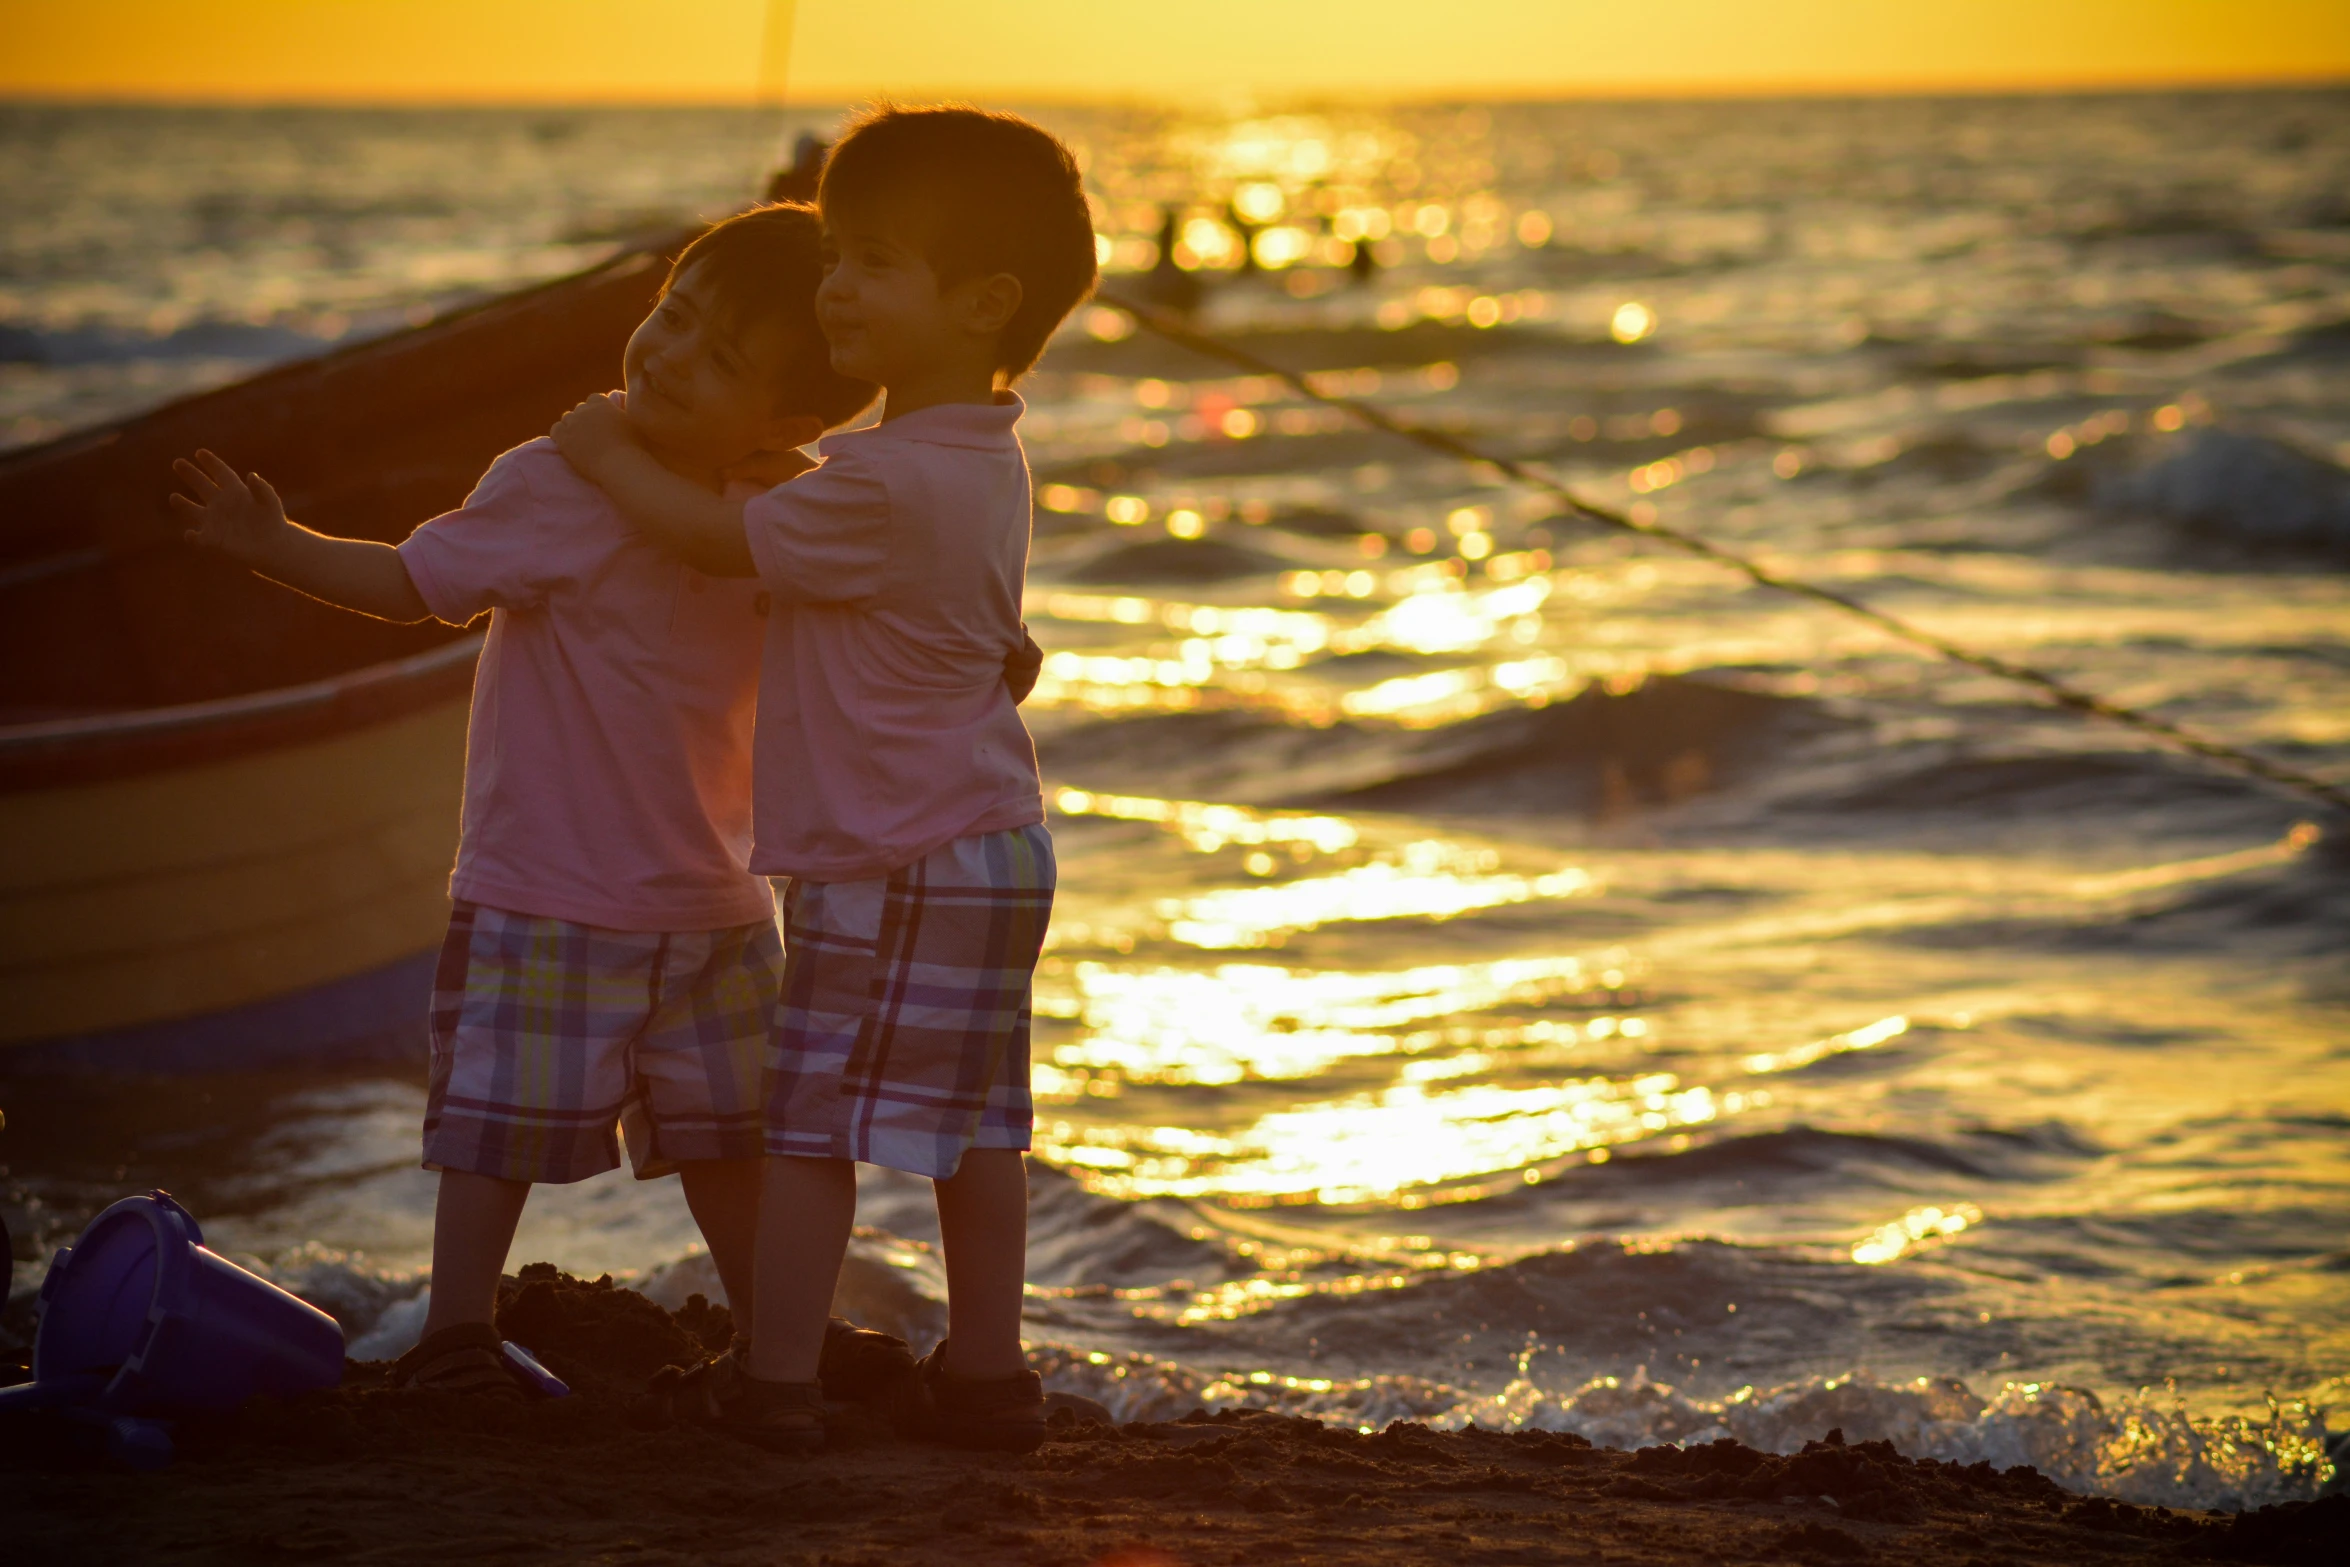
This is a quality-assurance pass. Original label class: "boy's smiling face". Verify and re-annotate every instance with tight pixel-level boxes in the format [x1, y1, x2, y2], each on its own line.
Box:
[817, 211, 1023, 402]
[620, 260, 819, 479]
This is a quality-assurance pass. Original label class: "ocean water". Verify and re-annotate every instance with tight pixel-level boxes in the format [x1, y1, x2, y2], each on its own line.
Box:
[4, 92, 2349, 1511]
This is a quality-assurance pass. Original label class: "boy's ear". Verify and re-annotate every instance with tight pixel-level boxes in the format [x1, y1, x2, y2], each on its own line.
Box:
[758, 413, 828, 452]
[961, 272, 1025, 338]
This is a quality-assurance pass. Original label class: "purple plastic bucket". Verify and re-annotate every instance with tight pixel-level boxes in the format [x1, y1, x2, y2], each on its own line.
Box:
[31, 1191, 344, 1414]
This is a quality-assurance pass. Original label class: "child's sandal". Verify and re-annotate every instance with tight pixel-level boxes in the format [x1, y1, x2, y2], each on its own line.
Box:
[815, 1315, 916, 1400]
[898, 1341, 1046, 1453]
[390, 1322, 530, 1399]
[635, 1347, 827, 1453]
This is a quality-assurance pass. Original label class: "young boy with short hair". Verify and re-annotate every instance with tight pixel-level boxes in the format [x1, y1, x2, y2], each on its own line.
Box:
[175, 204, 882, 1394]
[552, 104, 1098, 1450]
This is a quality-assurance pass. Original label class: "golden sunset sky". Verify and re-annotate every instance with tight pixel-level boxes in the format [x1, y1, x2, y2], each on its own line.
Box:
[6, 0, 2347, 103]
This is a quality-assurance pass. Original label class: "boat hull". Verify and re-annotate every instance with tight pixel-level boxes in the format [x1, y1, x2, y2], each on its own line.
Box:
[0, 638, 478, 1062]
[0, 235, 688, 1069]
[5, 950, 440, 1072]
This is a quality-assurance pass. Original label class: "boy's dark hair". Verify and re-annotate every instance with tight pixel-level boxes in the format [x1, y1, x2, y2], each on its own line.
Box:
[664, 202, 876, 427]
[820, 104, 1099, 378]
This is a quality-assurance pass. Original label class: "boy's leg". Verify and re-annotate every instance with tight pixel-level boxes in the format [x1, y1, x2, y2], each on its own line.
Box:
[417, 903, 645, 1343]
[933, 1148, 1029, 1379]
[746, 1154, 858, 1383]
[629, 918, 784, 1322]
[676, 1157, 762, 1320]
[420, 1169, 531, 1337]
[778, 826, 1050, 1390]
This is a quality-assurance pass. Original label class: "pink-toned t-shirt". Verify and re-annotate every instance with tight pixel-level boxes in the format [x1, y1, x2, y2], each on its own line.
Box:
[741, 394, 1043, 883]
[397, 437, 772, 932]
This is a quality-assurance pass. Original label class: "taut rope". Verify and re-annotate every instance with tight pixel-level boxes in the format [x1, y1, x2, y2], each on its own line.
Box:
[1095, 289, 2350, 821]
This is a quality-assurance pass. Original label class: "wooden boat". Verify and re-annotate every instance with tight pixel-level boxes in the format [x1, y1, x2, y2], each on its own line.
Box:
[0, 235, 689, 1067]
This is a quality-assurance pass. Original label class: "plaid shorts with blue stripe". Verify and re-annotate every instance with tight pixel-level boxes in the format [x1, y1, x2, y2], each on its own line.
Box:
[421, 902, 781, 1184]
[765, 823, 1054, 1179]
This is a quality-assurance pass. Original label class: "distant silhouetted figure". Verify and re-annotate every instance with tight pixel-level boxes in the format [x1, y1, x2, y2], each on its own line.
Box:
[1140, 207, 1204, 318]
[1349, 236, 1379, 287]
[766, 133, 828, 204]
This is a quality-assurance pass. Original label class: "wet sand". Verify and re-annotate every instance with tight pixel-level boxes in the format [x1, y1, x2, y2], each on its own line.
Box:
[3, 1270, 2337, 1566]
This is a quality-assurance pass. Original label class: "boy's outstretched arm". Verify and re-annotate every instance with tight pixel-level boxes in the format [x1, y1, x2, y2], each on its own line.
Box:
[550, 394, 794, 578]
[173, 450, 430, 623]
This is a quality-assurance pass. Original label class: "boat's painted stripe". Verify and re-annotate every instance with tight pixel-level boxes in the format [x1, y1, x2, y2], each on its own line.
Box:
[0, 633, 481, 792]
[0, 697, 466, 1043]
[6, 947, 436, 1072]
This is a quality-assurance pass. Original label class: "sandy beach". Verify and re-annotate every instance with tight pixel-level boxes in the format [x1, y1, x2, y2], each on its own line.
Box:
[4, 1269, 2337, 1566]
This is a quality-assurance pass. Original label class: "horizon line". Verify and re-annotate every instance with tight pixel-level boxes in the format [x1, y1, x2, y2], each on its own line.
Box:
[6, 71, 2348, 111]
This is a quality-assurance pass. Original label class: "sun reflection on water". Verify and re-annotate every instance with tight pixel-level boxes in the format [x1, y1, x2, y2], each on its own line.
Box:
[1851, 1202, 1984, 1265]
[1052, 787, 1357, 853]
[1043, 1064, 1739, 1208]
[1035, 999, 1913, 1205]
[1163, 852, 1596, 950]
[1038, 952, 1629, 1086]
[1024, 575, 1588, 723]
[1041, 792, 1610, 956]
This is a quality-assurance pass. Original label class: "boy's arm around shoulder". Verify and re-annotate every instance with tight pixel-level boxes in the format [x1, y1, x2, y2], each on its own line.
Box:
[173, 450, 430, 623]
[738, 446, 893, 605]
[549, 392, 809, 578]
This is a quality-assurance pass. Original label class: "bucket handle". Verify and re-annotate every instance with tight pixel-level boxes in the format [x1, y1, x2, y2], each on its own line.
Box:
[146, 1190, 205, 1248]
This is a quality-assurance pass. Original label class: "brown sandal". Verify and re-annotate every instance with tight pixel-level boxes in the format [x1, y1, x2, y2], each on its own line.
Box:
[636, 1347, 826, 1453]
[633, 1317, 912, 1448]
[814, 1315, 917, 1401]
[895, 1341, 1046, 1453]
[390, 1322, 529, 1399]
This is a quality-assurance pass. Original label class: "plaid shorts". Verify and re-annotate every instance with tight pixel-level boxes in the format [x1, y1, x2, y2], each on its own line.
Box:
[422, 902, 780, 1184]
[766, 824, 1054, 1179]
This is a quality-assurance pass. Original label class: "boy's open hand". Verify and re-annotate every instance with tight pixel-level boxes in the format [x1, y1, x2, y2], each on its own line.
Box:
[172, 450, 290, 567]
[551, 392, 635, 480]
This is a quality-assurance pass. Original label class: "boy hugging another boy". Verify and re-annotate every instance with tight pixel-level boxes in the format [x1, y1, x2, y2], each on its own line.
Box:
[174, 205, 898, 1393]
[552, 105, 1098, 1452]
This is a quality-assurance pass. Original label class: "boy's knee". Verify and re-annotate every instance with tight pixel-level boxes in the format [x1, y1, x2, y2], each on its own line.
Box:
[763, 1154, 859, 1193]
[939, 1148, 1027, 1189]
